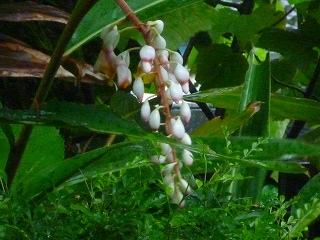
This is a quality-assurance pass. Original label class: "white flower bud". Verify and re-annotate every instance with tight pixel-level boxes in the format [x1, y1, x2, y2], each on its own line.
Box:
[140, 45, 156, 61]
[141, 100, 150, 122]
[100, 25, 119, 50]
[158, 142, 171, 156]
[150, 155, 166, 164]
[170, 51, 183, 64]
[180, 100, 191, 123]
[133, 77, 144, 102]
[163, 173, 174, 186]
[181, 82, 190, 94]
[166, 151, 174, 163]
[174, 63, 190, 84]
[162, 162, 177, 175]
[165, 89, 173, 105]
[149, 108, 161, 131]
[141, 61, 152, 73]
[93, 49, 117, 78]
[182, 149, 193, 166]
[159, 66, 169, 80]
[116, 63, 132, 89]
[116, 50, 130, 67]
[152, 35, 166, 49]
[179, 178, 192, 194]
[158, 50, 169, 70]
[170, 188, 184, 206]
[172, 117, 185, 140]
[169, 81, 183, 104]
[181, 133, 192, 145]
[148, 20, 164, 34]
[115, 51, 132, 88]
[168, 72, 178, 84]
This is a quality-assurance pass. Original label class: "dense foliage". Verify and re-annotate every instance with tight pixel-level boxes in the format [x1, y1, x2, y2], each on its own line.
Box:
[1, 0, 320, 239]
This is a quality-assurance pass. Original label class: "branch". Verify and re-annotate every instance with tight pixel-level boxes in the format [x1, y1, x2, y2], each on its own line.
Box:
[5, 0, 98, 188]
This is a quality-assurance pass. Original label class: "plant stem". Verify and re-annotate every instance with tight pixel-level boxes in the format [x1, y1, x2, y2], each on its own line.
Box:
[5, 0, 98, 188]
[115, 0, 180, 176]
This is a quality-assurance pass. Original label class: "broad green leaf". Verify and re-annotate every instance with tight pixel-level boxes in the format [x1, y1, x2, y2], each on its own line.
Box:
[230, 4, 286, 48]
[208, 7, 239, 43]
[0, 124, 14, 148]
[183, 85, 242, 109]
[192, 44, 248, 89]
[289, 173, 320, 238]
[0, 127, 11, 177]
[191, 107, 257, 137]
[238, 52, 271, 137]
[193, 136, 320, 174]
[288, 0, 313, 4]
[10, 126, 64, 197]
[256, 28, 318, 74]
[291, 173, 320, 214]
[184, 87, 320, 125]
[15, 140, 150, 201]
[0, 100, 146, 137]
[296, 2, 320, 25]
[65, 0, 207, 55]
[271, 58, 298, 92]
[233, 52, 271, 202]
[299, 126, 320, 143]
[271, 94, 320, 125]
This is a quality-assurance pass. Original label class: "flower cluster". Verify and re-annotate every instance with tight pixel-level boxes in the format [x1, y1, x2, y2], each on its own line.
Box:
[94, 25, 132, 88]
[95, 20, 194, 207]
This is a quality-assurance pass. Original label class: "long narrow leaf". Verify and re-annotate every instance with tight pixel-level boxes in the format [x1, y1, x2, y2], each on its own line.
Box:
[0, 100, 145, 137]
[65, 0, 207, 55]
[184, 87, 320, 126]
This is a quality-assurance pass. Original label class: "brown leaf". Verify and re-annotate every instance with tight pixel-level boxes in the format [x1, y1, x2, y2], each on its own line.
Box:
[0, 1, 69, 24]
[63, 57, 109, 86]
[0, 42, 74, 78]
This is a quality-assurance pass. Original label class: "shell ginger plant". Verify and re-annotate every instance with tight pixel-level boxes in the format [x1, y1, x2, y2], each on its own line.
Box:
[94, 0, 194, 207]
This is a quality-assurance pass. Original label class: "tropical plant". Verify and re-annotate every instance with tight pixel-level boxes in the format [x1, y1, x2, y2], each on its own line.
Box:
[0, 0, 320, 239]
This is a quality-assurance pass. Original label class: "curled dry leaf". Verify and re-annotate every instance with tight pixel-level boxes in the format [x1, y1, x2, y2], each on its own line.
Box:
[0, 42, 74, 78]
[63, 58, 108, 85]
[0, 1, 69, 24]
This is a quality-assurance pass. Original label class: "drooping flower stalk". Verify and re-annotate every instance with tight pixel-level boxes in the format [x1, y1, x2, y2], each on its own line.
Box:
[96, 0, 194, 207]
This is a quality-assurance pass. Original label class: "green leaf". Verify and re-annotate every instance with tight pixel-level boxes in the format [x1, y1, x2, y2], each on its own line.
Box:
[183, 85, 241, 109]
[15, 140, 149, 201]
[291, 173, 320, 215]
[0, 100, 146, 137]
[232, 52, 271, 202]
[0, 127, 11, 176]
[288, 0, 313, 4]
[299, 126, 320, 143]
[184, 87, 320, 125]
[65, 0, 208, 55]
[193, 44, 248, 89]
[238, 52, 271, 137]
[193, 136, 320, 174]
[289, 173, 320, 238]
[256, 28, 318, 74]
[0, 124, 14, 148]
[230, 4, 286, 48]
[10, 126, 64, 198]
[271, 58, 298, 92]
[208, 8, 239, 43]
[271, 94, 320, 125]
[191, 107, 257, 137]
